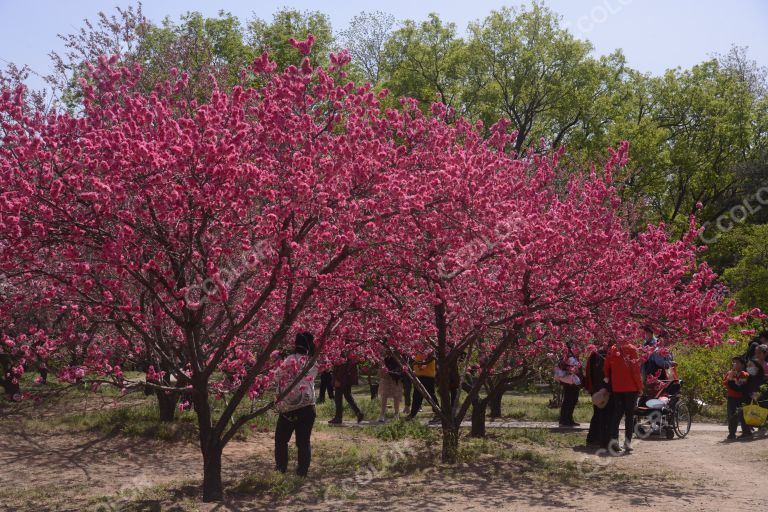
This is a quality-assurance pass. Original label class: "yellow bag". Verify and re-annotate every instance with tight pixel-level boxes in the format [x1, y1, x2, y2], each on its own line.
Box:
[743, 401, 768, 427]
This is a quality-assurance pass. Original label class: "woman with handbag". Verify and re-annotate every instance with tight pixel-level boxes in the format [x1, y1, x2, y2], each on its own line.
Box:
[585, 347, 611, 447]
[555, 349, 583, 427]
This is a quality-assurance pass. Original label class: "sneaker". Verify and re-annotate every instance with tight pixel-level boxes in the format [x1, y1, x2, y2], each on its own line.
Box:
[569, 421, 581, 427]
[558, 422, 574, 428]
[738, 431, 754, 440]
[356, 412, 365, 424]
[377, 417, 385, 424]
[404, 415, 415, 421]
[623, 443, 633, 453]
[328, 418, 342, 425]
[607, 440, 623, 455]
[429, 416, 441, 425]
[726, 434, 736, 440]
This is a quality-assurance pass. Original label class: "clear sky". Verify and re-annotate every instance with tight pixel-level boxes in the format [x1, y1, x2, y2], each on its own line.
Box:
[1, 0, 767, 91]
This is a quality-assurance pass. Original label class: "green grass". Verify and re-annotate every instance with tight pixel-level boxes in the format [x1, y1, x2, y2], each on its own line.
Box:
[229, 472, 304, 498]
[362, 418, 437, 442]
[496, 390, 594, 422]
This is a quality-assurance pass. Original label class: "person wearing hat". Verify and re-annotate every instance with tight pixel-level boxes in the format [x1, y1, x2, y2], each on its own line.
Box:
[274, 332, 318, 477]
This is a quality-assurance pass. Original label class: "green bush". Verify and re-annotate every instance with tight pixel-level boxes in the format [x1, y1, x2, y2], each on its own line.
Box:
[675, 338, 749, 410]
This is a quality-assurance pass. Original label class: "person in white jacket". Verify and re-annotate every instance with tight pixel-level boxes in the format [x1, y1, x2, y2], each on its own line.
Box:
[274, 332, 318, 477]
[555, 352, 583, 427]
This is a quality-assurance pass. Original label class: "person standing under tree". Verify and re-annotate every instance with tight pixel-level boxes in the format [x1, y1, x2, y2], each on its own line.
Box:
[406, 352, 438, 420]
[328, 351, 364, 424]
[585, 347, 610, 447]
[274, 332, 318, 477]
[555, 349, 583, 427]
[604, 338, 642, 453]
[317, 370, 334, 404]
[378, 356, 404, 422]
[724, 356, 750, 441]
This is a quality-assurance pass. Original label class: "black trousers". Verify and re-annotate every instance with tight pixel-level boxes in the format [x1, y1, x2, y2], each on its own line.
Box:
[587, 402, 611, 445]
[559, 384, 579, 424]
[409, 376, 437, 417]
[275, 405, 316, 476]
[727, 396, 751, 435]
[610, 392, 639, 443]
[318, 371, 334, 402]
[333, 384, 362, 420]
[403, 378, 412, 407]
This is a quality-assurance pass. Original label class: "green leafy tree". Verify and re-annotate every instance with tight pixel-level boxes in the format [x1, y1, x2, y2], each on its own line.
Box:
[718, 225, 768, 314]
[247, 8, 334, 69]
[468, 3, 616, 153]
[381, 14, 478, 114]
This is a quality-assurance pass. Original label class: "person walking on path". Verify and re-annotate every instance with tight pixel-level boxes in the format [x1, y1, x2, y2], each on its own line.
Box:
[317, 370, 334, 404]
[604, 339, 642, 453]
[406, 352, 438, 420]
[329, 354, 364, 424]
[274, 332, 318, 477]
[378, 356, 404, 422]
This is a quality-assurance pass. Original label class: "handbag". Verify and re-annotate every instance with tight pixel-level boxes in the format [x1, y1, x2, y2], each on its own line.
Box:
[591, 388, 610, 409]
[743, 400, 768, 427]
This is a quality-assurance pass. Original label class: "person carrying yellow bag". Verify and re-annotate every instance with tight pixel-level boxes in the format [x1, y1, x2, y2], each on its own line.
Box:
[735, 359, 767, 439]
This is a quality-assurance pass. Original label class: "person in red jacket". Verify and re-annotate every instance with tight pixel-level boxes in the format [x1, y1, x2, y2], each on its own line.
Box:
[724, 356, 750, 440]
[603, 339, 643, 453]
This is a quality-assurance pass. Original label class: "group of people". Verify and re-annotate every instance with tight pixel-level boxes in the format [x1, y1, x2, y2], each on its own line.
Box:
[272, 327, 768, 476]
[555, 327, 677, 454]
[724, 335, 768, 440]
[317, 350, 449, 425]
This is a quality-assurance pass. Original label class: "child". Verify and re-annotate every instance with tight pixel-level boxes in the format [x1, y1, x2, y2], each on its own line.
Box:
[378, 356, 404, 422]
[724, 356, 750, 440]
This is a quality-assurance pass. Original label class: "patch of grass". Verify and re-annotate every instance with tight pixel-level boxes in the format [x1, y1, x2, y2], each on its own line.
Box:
[364, 418, 437, 442]
[18, 401, 199, 442]
[0, 484, 87, 512]
[313, 438, 381, 474]
[229, 471, 304, 499]
[497, 391, 594, 423]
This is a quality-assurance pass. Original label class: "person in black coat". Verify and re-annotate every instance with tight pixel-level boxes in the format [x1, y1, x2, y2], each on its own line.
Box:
[585, 347, 611, 447]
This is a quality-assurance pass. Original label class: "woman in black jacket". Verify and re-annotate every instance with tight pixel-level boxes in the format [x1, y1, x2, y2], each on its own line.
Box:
[585, 348, 610, 447]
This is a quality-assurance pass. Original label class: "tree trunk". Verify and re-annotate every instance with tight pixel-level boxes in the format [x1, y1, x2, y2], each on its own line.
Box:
[441, 424, 460, 463]
[470, 397, 487, 438]
[0, 359, 20, 399]
[156, 389, 178, 422]
[192, 377, 224, 502]
[489, 388, 504, 419]
[0, 378, 20, 399]
[202, 443, 224, 502]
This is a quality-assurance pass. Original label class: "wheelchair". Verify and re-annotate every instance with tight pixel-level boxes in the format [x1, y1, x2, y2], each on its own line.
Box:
[634, 378, 691, 440]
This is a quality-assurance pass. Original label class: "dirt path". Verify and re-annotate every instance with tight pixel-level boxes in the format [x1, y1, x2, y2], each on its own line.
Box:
[1, 422, 766, 511]
[264, 430, 768, 512]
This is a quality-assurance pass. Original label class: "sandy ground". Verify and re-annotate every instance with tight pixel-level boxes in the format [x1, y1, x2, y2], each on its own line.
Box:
[1, 419, 767, 512]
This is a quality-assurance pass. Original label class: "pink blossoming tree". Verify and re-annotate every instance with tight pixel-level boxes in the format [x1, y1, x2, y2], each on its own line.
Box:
[1, 34, 759, 501]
